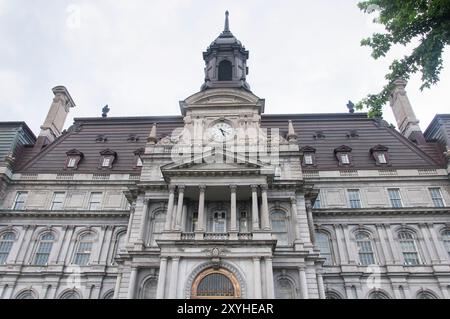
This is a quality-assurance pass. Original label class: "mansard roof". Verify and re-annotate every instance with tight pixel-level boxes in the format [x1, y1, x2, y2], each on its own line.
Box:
[14, 113, 442, 173]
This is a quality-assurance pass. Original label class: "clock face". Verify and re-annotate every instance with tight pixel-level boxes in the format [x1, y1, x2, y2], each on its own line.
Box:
[210, 121, 234, 142]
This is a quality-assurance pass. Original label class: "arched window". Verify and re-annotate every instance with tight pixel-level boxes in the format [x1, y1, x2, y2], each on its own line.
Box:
[60, 290, 81, 299]
[271, 210, 288, 246]
[141, 277, 158, 299]
[275, 278, 295, 299]
[103, 290, 114, 299]
[0, 232, 16, 264]
[149, 211, 166, 246]
[368, 291, 390, 299]
[441, 230, 450, 257]
[417, 291, 438, 299]
[315, 232, 333, 265]
[34, 232, 55, 265]
[218, 60, 232, 81]
[398, 231, 420, 266]
[191, 268, 240, 299]
[326, 291, 342, 299]
[112, 231, 126, 264]
[16, 290, 36, 299]
[73, 232, 95, 266]
[355, 232, 375, 265]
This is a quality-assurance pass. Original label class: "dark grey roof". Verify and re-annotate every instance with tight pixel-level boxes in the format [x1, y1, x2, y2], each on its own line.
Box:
[15, 113, 442, 173]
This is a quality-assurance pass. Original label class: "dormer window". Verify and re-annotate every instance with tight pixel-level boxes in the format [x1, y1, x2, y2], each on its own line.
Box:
[341, 154, 350, 164]
[300, 146, 317, 166]
[99, 149, 117, 169]
[134, 148, 145, 169]
[127, 134, 140, 142]
[334, 145, 353, 166]
[65, 149, 84, 170]
[95, 134, 108, 143]
[314, 131, 326, 139]
[370, 145, 390, 166]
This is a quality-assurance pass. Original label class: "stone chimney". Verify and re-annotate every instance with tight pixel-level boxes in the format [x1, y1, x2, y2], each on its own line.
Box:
[389, 79, 425, 144]
[34, 86, 75, 151]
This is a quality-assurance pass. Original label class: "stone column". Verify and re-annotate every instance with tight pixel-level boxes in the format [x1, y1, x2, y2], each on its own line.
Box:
[316, 270, 326, 299]
[113, 272, 123, 299]
[175, 187, 185, 230]
[385, 224, 401, 264]
[50, 227, 65, 264]
[251, 185, 260, 230]
[125, 203, 136, 246]
[265, 258, 275, 298]
[156, 257, 168, 299]
[138, 199, 150, 245]
[418, 223, 433, 264]
[298, 266, 309, 299]
[253, 257, 262, 299]
[431, 224, 449, 263]
[290, 197, 301, 241]
[164, 186, 175, 231]
[375, 224, 391, 264]
[181, 204, 188, 232]
[261, 185, 270, 230]
[127, 267, 138, 299]
[168, 257, 180, 299]
[230, 185, 237, 232]
[342, 224, 357, 264]
[333, 224, 347, 264]
[305, 199, 316, 244]
[92, 226, 107, 264]
[196, 186, 206, 232]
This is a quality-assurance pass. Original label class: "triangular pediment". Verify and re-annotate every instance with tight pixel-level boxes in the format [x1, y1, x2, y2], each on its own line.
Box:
[161, 148, 274, 176]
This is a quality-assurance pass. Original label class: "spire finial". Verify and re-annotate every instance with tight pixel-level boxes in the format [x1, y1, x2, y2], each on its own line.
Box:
[224, 10, 230, 32]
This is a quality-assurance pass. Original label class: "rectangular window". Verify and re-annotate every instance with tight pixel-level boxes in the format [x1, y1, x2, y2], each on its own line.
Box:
[213, 211, 226, 233]
[13, 192, 28, 210]
[51, 192, 65, 210]
[377, 153, 387, 164]
[88, 192, 103, 210]
[102, 157, 111, 167]
[341, 154, 350, 164]
[304, 154, 314, 165]
[430, 188, 445, 207]
[67, 157, 77, 168]
[348, 190, 362, 208]
[388, 189, 403, 208]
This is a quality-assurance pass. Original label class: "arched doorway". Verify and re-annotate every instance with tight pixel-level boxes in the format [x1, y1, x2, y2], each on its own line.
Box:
[191, 268, 241, 299]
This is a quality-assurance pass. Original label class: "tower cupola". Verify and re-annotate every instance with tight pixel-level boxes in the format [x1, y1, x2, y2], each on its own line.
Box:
[201, 11, 251, 91]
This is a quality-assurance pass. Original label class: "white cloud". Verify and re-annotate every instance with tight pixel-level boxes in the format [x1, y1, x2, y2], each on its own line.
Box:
[0, 0, 449, 135]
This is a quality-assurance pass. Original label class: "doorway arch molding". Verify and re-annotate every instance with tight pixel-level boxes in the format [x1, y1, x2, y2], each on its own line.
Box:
[184, 261, 247, 299]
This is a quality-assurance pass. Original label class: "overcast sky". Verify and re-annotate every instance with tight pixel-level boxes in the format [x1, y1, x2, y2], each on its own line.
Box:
[0, 0, 449, 136]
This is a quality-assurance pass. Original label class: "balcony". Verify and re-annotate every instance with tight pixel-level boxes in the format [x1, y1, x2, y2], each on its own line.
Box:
[179, 232, 255, 241]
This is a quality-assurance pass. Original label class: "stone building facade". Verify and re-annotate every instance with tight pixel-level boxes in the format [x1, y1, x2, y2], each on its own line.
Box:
[0, 13, 450, 299]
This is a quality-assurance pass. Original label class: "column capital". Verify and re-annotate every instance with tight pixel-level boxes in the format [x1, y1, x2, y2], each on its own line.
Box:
[261, 184, 269, 191]
[290, 196, 297, 204]
[250, 184, 259, 190]
[230, 185, 237, 192]
[178, 185, 185, 192]
[171, 257, 180, 262]
[199, 185, 206, 192]
[160, 256, 168, 262]
[168, 185, 176, 193]
[253, 256, 261, 262]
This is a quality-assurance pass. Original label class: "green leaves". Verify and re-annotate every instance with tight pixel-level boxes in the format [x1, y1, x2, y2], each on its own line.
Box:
[357, 0, 449, 118]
